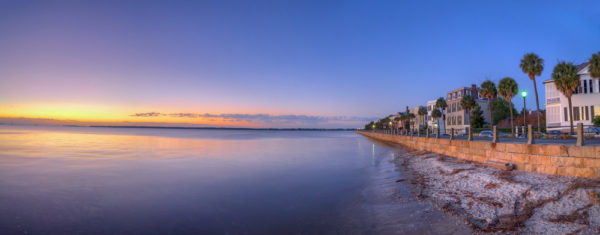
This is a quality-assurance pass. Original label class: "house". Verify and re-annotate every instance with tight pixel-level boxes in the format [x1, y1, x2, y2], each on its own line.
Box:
[544, 62, 600, 131]
[409, 106, 426, 130]
[444, 84, 490, 134]
[426, 100, 444, 132]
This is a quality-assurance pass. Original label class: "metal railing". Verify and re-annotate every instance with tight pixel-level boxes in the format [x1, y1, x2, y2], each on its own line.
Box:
[365, 123, 597, 146]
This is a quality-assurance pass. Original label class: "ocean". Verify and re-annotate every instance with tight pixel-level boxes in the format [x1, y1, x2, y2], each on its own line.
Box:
[0, 126, 468, 234]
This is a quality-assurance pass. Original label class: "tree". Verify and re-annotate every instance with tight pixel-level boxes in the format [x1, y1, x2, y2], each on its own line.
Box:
[470, 105, 486, 128]
[431, 109, 442, 131]
[520, 53, 544, 132]
[479, 80, 497, 126]
[365, 121, 374, 130]
[418, 106, 427, 128]
[552, 62, 580, 134]
[381, 117, 392, 130]
[590, 52, 600, 78]
[490, 98, 518, 125]
[407, 113, 416, 132]
[460, 95, 476, 127]
[435, 97, 447, 133]
[394, 116, 401, 130]
[593, 116, 600, 127]
[498, 77, 518, 135]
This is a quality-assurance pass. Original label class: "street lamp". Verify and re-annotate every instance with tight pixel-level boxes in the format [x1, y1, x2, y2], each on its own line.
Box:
[521, 90, 527, 127]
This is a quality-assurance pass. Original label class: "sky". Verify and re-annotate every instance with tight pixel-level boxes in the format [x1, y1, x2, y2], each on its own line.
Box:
[0, 0, 599, 128]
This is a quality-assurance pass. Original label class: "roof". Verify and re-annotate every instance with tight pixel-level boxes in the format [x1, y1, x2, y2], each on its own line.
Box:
[543, 62, 590, 84]
[576, 62, 590, 72]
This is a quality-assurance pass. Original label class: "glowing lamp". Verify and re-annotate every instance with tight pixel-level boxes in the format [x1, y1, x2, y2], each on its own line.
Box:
[521, 90, 527, 98]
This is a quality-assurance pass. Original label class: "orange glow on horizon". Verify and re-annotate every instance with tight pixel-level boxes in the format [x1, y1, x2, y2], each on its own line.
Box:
[0, 103, 253, 127]
[0, 103, 311, 127]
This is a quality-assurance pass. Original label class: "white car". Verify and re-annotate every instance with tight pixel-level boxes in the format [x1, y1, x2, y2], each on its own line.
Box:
[479, 130, 507, 137]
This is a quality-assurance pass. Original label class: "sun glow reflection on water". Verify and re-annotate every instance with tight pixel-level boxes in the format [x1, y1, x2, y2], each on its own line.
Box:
[0, 126, 377, 234]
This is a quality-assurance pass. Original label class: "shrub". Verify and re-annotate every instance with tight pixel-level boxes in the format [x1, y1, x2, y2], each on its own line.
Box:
[593, 116, 600, 126]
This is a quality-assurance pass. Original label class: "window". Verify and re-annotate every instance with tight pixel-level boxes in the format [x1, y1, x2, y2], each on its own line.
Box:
[457, 116, 462, 125]
[593, 105, 600, 118]
[573, 106, 580, 121]
[584, 80, 588, 94]
[585, 106, 589, 121]
[564, 107, 568, 121]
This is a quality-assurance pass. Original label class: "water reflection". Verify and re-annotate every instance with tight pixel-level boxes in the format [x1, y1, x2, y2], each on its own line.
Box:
[0, 126, 374, 234]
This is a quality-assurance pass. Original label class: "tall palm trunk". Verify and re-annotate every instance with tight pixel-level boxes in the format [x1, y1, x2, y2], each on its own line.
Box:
[531, 75, 541, 132]
[568, 96, 574, 135]
[442, 109, 446, 134]
[465, 109, 470, 127]
[508, 100, 514, 136]
[487, 99, 493, 127]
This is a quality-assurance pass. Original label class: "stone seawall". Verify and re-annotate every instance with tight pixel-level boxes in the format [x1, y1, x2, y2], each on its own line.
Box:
[357, 131, 600, 178]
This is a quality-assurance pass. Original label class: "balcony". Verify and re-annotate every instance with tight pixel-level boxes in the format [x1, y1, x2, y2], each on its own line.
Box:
[546, 97, 560, 105]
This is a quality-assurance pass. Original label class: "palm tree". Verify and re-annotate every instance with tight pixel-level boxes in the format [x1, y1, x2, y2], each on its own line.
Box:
[381, 117, 392, 130]
[460, 95, 476, 127]
[435, 97, 447, 133]
[398, 113, 408, 133]
[520, 53, 544, 132]
[418, 106, 427, 128]
[479, 80, 497, 126]
[590, 52, 600, 78]
[431, 109, 442, 133]
[552, 62, 580, 134]
[394, 116, 401, 131]
[407, 113, 416, 133]
[498, 77, 518, 135]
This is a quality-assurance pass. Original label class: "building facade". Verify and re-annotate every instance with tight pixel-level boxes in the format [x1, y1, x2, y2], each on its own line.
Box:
[445, 84, 490, 134]
[426, 99, 444, 131]
[545, 62, 600, 130]
[409, 106, 427, 130]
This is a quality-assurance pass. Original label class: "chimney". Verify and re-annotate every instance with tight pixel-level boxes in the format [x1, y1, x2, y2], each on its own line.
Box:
[471, 84, 477, 98]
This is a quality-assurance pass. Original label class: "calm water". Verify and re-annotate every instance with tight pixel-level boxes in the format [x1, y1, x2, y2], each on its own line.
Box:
[0, 126, 469, 234]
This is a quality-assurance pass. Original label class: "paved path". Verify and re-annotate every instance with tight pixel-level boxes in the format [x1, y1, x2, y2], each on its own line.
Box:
[370, 132, 600, 146]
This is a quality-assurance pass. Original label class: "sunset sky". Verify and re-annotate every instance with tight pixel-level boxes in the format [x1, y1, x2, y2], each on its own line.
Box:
[1, 0, 599, 128]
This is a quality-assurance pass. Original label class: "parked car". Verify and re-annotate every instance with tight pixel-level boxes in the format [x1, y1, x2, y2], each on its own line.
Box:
[479, 130, 508, 137]
[518, 131, 544, 138]
[479, 131, 493, 137]
[585, 127, 600, 135]
[546, 130, 569, 137]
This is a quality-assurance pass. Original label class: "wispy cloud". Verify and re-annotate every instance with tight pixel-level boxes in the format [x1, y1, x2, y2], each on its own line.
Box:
[130, 112, 163, 117]
[130, 112, 376, 127]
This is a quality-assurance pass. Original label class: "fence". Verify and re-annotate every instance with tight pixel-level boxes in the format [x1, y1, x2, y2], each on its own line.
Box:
[366, 123, 597, 147]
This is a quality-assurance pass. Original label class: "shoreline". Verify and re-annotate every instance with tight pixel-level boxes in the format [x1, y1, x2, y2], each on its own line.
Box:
[388, 143, 600, 234]
[336, 139, 473, 234]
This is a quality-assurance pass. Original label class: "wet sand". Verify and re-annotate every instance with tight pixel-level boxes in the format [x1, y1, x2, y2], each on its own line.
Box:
[336, 139, 474, 234]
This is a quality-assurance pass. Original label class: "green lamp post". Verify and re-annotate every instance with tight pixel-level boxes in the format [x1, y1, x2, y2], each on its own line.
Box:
[521, 90, 527, 126]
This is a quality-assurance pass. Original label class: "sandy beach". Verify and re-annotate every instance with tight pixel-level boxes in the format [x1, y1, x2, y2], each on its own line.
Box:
[392, 146, 600, 234]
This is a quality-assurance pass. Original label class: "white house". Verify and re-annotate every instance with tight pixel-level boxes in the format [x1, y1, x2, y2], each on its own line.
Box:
[426, 100, 444, 131]
[545, 62, 600, 130]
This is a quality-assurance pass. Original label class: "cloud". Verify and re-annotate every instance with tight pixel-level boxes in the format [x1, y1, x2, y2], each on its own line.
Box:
[130, 112, 377, 126]
[129, 112, 163, 117]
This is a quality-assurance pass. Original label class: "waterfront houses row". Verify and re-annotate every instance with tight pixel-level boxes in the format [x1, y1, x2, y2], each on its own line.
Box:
[545, 62, 600, 130]
[367, 53, 600, 134]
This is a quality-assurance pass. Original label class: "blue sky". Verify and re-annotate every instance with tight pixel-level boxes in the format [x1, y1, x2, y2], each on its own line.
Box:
[0, 0, 599, 127]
